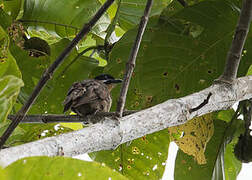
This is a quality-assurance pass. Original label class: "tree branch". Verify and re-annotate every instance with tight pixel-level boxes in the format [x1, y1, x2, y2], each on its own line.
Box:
[7, 111, 137, 124]
[177, 0, 188, 7]
[116, 0, 153, 117]
[217, 0, 252, 83]
[0, 0, 115, 149]
[0, 75, 251, 167]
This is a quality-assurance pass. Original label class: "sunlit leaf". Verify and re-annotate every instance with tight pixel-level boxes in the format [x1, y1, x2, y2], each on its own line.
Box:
[22, 0, 110, 38]
[118, 0, 171, 30]
[5, 156, 128, 180]
[0, 75, 23, 123]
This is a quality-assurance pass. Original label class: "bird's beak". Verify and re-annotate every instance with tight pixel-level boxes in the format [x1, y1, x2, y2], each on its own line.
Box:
[111, 79, 122, 84]
[104, 79, 122, 84]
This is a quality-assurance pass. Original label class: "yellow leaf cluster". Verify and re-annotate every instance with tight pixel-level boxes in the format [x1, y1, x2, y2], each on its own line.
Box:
[168, 114, 214, 164]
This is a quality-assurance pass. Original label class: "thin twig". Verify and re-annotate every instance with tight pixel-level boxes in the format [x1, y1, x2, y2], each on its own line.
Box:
[116, 0, 153, 117]
[104, 0, 121, 59]
[0, 0, 115, 149]
[7, 111, 137, 124]
[177, 0, 188, 7]
[217, 0, 252, 83]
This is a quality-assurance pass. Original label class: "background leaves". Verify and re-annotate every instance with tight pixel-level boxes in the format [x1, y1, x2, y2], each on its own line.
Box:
[0, 76, 23, 123]
[105, 0, 251, 111]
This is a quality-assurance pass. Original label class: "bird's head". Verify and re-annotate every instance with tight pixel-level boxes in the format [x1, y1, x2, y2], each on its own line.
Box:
[94, 74, 122, 91]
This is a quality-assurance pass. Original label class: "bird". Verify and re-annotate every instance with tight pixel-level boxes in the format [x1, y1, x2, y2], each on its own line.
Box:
[63, 74, 122, 117]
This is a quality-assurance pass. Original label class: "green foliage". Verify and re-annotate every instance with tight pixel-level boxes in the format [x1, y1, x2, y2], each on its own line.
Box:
[0, 120, 25, 146]
[0, 8, 12, 30]
[4, 156, 128, 180]
[0, 76, 24, 147]
[22, 0, 110, 38]
[0, 76, 23, 123]
[117, 0, 171, 30]
[1, 0, 22, 19]
[0, 166, 8, 180]
[247, 64, 252, 75]
[89, 129, 170, 179]
[106, 0, 251, 112]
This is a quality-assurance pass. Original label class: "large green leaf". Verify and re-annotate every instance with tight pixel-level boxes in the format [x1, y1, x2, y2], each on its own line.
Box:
[4, 156, 128, 180]
[0, 75, 23, 124]
[118, 0, 171, 30]
[89, 129, 170, 179]
[105, 0, 251, 111]
[21, 0, 110, 38]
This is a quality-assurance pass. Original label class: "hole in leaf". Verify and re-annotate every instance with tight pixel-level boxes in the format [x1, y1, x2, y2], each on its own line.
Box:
[146, 96, 153, 103]
[135, 101, 139, 107]
[175, 84, 180, 91]
[116, 58, 121, 63]
[132, 146, 140, 154]
[190, 132, 196, 136]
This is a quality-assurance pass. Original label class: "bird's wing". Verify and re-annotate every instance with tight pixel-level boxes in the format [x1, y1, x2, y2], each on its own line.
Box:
[63, 82, 86, 112]
[72, 80, 109, 107]
[63, 80, 109, 112]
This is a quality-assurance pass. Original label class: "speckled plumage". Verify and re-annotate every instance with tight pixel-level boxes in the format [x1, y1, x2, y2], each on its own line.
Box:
[63, 79, 112, 116]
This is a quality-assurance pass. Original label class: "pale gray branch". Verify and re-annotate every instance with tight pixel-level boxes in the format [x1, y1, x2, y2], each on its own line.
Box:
[0, 75, 252, 167]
